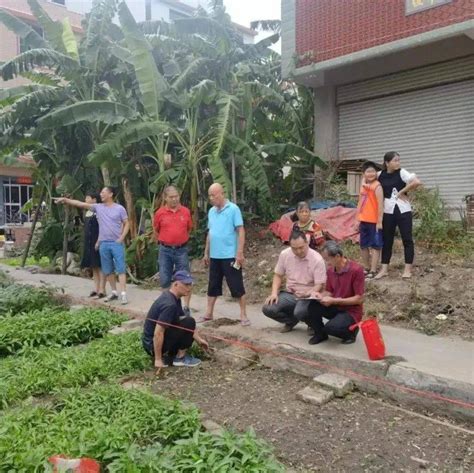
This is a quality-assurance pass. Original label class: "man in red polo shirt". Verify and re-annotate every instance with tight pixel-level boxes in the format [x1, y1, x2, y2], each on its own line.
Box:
[154, 185, 193, 314]
[307, 241, 365, 345]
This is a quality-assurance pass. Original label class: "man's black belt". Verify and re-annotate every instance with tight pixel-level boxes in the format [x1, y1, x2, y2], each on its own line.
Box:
[159, 242, 187, 249]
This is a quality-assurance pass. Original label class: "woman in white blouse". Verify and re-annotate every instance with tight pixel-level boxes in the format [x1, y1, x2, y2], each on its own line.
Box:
[375, 152, 422, 280]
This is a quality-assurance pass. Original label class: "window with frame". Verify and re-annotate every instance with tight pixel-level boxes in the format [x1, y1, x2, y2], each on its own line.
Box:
[3, 178, 34, 224]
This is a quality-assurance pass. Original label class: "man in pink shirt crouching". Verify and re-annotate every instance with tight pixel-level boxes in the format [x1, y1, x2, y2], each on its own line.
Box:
[262, 229, 327, 335]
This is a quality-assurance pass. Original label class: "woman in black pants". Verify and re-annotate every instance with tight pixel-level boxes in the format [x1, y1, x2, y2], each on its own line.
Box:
[375, 152, 421, 279]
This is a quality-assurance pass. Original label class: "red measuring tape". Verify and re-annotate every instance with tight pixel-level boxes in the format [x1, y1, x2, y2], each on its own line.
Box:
[147, 317, 474, 411]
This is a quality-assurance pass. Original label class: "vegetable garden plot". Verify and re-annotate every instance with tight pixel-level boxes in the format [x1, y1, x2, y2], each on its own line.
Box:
[0, 331, 150, 409]
[0, 284, 59, 316]
[0, 307, 127, 355]
[0, 384, 284, 472]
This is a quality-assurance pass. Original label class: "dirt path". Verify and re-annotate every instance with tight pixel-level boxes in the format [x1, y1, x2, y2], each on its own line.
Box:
[144, 361, 473, 472]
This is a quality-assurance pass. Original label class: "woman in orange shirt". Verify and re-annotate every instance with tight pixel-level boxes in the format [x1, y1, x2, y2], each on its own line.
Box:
[357, 162, 384, 278]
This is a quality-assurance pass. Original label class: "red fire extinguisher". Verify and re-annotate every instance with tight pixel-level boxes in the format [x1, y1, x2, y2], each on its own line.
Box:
[350, 318, 385, 361]
[48, 455, 100, 473]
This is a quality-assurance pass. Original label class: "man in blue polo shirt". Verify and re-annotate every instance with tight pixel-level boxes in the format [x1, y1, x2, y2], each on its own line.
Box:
[201, 183, 250, 325]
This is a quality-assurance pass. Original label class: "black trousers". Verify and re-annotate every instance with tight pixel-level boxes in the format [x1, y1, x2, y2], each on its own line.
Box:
[306, 303, 356, 341]
[381, 207, 414, 265]
[262, 291, 314, 326]
[143, 317, 195, 358]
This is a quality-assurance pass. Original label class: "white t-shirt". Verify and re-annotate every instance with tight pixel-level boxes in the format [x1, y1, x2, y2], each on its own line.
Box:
[377, 169, 417, 214]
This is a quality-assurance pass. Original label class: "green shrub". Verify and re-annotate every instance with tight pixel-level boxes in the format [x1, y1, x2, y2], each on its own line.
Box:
[413, 187, 474, 255]
[0, 284, 59, 316]
[0, 384, 201, 471]
[0, 270, 13, 288]
[0, 331, 150, 409]
[0, 307, 127, 356]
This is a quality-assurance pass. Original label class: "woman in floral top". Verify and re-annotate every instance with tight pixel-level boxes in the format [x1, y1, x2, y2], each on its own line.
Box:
[291, 201, 325, 250]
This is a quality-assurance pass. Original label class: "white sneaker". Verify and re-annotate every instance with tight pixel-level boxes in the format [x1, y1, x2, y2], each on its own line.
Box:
[105, 292, 118, 302]
[120, 293, 128, 305]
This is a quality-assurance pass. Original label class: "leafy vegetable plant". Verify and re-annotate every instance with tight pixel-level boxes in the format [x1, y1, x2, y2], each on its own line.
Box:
[0, 384, 200, 471]
[0, 284, 59, 316]
[0, 307, 127, 356]
[0, 384, 283, 472]
[0, 331, 150, 408]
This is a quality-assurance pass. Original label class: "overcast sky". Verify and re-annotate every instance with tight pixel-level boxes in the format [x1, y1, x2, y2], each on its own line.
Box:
[223, 0, 281, 50]
[224, 0, 281, 27]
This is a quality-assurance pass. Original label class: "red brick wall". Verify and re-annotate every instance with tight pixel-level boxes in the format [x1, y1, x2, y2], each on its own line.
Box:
[295, 0, 474, 65]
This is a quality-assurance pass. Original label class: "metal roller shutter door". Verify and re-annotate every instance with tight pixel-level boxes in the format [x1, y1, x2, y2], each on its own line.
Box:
[338, 80, 474, 212]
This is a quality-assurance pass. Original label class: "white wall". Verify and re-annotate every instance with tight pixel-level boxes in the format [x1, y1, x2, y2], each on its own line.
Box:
[66, 0, 145, 20]
[151, 3, 171, 21]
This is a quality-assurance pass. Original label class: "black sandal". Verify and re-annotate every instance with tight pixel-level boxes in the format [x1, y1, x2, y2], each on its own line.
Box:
[89, 291, 98, 297]
[96, 293, 106, 299]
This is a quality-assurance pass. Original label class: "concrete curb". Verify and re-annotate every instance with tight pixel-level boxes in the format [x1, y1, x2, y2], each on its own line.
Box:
[200, 326, 474, 423]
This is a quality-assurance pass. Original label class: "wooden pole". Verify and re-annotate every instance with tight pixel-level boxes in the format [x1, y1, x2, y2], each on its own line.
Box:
[231, 120, 237, 203]
[21, 187, 46, 268]
[61, 205, 70, 275]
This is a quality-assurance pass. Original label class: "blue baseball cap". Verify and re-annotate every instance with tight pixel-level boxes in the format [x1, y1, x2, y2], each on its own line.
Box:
[172, 270, 194, 284]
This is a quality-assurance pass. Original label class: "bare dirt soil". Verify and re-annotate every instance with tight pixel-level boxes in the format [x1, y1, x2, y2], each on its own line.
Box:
[143, 361, 473, 472]
[191, 227, 474, 340]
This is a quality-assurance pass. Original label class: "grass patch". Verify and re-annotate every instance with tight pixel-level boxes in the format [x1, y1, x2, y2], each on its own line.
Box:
[0, 283, 59, 316]
[1, 255, 51, 268]
[0, 384, 283, 472]
[0, 307, 127, 356]
[0, 331, 150, 409]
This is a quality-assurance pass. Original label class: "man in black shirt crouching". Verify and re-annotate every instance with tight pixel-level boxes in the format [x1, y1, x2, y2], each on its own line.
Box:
[142, 271, 209, 368]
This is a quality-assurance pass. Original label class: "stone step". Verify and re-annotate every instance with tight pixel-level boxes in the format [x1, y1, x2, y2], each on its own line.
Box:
[297, 386, 334, 406]
[313, 373, 354, 398]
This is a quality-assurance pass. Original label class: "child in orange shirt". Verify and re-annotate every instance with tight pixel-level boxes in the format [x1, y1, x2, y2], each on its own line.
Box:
[357, 161, 384, 278]
[292, 201, 325, 250]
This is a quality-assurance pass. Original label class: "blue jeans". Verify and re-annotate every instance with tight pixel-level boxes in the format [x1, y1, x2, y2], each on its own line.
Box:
[99, 241, 126, 275]
[158, 245, 190, 288]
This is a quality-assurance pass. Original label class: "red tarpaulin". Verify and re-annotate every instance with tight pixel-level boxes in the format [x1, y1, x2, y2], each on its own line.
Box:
[269, 206, 359, 243]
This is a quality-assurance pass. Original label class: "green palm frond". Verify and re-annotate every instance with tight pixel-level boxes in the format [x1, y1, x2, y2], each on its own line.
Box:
[172, 58, 208, 92]
[250, 20, 281, 34]
[208, 93, 236, 193]
[118, 1, 169, 119]
[21, 71, 60, 86]
[138, 19, 173, 36]
[259, 143, 328, 170]
[0, 48, 80, 81]
[84, 0, 119, 68]
[0, 86, 65, 132]
[38, 101, 136, 129]
[227, 135, 271, 203]
[174, 17, 231, 53]
[88, 120, 170, 165]
[0, 85, 45, 107]
[61, 18, 79, 60]
[27, 0, 65, 53]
